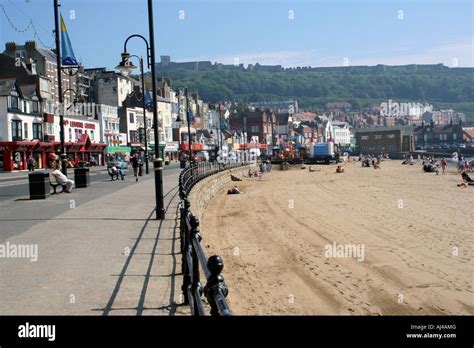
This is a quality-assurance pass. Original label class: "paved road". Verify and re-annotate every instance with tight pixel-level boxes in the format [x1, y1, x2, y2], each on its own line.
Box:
[0, 166, 155, 202]
[0, 163, 181, 243]
[0, 162, 188, 315]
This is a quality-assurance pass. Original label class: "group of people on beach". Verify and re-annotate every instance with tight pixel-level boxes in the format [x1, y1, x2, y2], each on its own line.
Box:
[228, 160, 274, 194]
[359, 153, 383, 169]
[404, 153, 473, 188]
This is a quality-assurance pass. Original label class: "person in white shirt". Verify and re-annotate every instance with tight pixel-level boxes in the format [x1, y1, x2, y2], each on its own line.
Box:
[51, 162, 74, 193]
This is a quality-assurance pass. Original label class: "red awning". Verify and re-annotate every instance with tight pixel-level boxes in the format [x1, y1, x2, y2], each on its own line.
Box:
[180, 143, 203, 151]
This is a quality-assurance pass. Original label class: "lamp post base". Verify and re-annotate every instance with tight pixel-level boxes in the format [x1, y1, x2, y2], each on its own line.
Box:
[60, 154, 68, 175]
[153, 158, 165, 220]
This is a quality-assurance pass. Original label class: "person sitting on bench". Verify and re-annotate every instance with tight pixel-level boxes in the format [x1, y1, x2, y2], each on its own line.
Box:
[112, 164, 125, 180]
[50, 162, 74, 193]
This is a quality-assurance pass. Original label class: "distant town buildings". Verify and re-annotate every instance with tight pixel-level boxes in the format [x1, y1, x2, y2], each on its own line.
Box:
[380, 99, 432, 118]
[413, 122, 464, 148]
[248, 100, 298, 114]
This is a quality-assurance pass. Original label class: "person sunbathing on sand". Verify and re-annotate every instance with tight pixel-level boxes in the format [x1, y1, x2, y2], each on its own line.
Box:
[336, 165, 344, 173]
[227, 185, 241, 194]
[457, 172, 474, 188]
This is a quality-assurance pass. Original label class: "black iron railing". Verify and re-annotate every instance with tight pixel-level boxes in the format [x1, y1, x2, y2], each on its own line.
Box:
[178, 161, 247, 316]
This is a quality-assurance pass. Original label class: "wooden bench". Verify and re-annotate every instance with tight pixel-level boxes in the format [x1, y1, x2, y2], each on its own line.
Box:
[50, 174, 67, 194]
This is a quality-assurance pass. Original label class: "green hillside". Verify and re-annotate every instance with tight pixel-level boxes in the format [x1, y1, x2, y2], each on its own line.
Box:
[147, 64, 474, 120]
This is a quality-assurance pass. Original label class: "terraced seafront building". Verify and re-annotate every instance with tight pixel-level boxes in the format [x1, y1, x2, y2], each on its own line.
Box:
[354, 126, 415, 154]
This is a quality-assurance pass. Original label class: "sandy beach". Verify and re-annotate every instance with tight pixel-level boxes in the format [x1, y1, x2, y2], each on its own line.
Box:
[202, 159, 474, 315]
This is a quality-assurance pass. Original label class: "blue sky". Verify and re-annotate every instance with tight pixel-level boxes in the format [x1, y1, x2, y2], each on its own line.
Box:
[1, 0, 473, 71]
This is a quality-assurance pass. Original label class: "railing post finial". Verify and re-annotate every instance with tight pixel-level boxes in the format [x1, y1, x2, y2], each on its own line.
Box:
[204, 255, 229, 316]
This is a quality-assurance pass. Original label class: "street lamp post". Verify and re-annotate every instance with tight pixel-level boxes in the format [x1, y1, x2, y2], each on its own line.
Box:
[116, 54, 149, 175]
[116, 31, 164, 218]
[53, 0, 67, 174]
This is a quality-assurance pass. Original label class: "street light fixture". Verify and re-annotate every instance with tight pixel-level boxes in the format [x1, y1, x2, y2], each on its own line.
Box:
[115, 1, 165, 220]
[115, 54, 149, 175]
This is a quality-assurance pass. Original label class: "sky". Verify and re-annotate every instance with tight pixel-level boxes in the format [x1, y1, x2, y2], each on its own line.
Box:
[0, 0, 473, 72]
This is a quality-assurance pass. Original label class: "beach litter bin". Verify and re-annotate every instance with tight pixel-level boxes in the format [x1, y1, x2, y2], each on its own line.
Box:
[74, 167, 90, 188]
[29, 172, 50, 200]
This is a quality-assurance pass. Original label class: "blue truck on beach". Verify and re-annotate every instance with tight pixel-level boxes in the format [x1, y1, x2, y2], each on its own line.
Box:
[308, 142, 339, 164]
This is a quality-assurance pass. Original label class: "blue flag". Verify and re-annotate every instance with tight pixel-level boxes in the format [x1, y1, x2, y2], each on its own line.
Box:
[60, 15, 78, 66]
[145, 90, 153, 108]
[188, 107, 194, 124]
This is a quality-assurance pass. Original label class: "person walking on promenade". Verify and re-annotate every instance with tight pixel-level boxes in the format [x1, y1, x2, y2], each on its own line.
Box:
[27, 155, 35, 172]
[131, 154, 140, 182]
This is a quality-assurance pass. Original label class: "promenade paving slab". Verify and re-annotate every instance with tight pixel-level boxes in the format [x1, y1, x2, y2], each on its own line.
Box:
[0, 167, 189, 315]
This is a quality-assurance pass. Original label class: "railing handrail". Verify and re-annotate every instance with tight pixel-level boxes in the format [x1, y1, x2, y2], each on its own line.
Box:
[179, 160, 249, 316]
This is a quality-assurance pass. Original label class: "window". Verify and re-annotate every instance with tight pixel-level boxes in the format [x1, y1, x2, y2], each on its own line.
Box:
[453, 133, 457, 140]
[69, 128, 72, 141]
[24, 123, 28, 139]
[387, 134, 395, 139]
[374, 135, 382, 140]
[90, 130, 95, 141]
[75, 129, 82, 141]
[251, 126, 259, 132]
[32, 100, 39, 113]
[10, 91, 19, 110]
[40, 79, 49, 93]
[129, 113, 135, 123]
[33, 123, 43, 140]
[12, 120, 22, 141]
[361, 135, 369, 140]
[130, 130, 138, 143]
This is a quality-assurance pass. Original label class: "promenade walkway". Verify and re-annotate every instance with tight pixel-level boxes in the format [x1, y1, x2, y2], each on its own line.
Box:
[0, 167, 189, 315]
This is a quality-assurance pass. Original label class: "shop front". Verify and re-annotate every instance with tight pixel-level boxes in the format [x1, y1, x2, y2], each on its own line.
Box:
[64, 134, 106, 167]
[0, 141, 61, 171]
[0, 134, 106, 171]
[165, 142, 179, 161]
